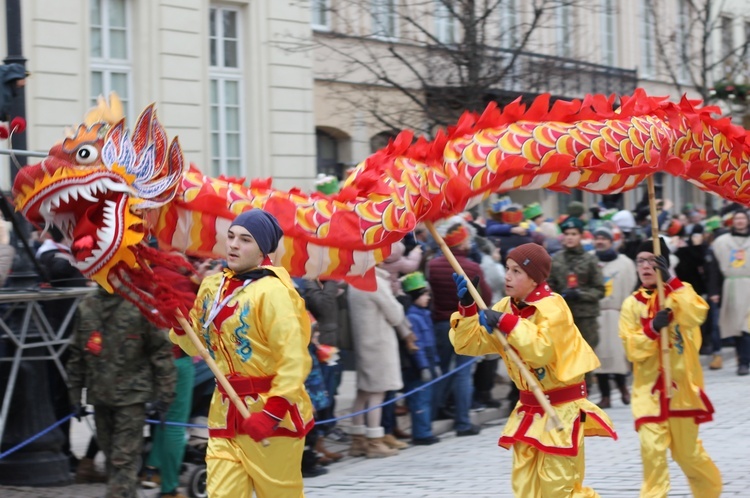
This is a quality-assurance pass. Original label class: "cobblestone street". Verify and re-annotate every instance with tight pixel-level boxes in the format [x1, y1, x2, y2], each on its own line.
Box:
[1, 351, 744, 497]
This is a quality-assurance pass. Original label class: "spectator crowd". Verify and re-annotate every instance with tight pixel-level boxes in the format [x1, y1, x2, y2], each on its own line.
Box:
[0, 185, 745, 496]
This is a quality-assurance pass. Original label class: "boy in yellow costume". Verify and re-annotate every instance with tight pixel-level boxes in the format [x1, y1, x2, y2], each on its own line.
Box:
[452, 243, 616, 498]
[619, 238, 721, 498]
[171, 209, 313, 498]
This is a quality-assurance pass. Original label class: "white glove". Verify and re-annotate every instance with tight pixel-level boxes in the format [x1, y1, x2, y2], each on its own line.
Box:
[433, 365, 442, 378]
[420, 368, 432, 383]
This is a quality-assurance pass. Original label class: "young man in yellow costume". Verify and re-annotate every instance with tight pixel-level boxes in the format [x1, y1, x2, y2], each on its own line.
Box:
[619, 238, 721, 498]
[171, 209, 313, 498]
[452, 243, 616, 498]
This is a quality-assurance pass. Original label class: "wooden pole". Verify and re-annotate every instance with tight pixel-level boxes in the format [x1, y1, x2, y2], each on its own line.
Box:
[424, 221, 564, 432]
[646, 177, 672, 398]
[175, 314, 270, 446]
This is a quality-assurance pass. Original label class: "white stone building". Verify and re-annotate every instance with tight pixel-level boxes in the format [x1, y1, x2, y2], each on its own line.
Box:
[1, 0, 750, 216]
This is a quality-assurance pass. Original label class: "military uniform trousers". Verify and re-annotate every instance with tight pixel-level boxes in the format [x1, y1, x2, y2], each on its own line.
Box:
[511, 427, 599, 498]
[207, 434, 305, 498]
[94, 403, 146, 498]
[637, 418, 721, 498]
[574, 316, 600, 350]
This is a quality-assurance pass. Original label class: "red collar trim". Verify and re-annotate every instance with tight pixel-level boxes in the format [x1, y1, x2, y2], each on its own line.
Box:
[522, 282, 553, 303]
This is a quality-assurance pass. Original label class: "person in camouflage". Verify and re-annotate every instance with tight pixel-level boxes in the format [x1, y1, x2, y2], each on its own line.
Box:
[548, 216, 605, 350]
[67, 288, 177, 498]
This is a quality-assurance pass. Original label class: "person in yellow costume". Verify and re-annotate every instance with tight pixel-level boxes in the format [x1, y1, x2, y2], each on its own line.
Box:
[619, 238, 721, 498]
[170, 209, 313, 498]
[451, 243, 616, 498]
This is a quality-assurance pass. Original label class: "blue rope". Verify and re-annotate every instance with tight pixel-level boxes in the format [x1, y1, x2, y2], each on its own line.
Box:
[0, 413, 75, 460]
[0, 358, 478, 459]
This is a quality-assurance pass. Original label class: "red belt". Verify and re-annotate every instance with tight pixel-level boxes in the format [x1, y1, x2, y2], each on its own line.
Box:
[519, 382, 587, 406]
[216, 374, 274, 396]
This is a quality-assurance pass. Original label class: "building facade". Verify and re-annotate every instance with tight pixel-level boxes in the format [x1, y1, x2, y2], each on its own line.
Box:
[0, 0, 317, 192]
[2, 0, 750, 217]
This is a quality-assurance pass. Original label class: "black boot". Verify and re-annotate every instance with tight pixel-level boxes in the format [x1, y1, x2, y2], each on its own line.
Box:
[301, 449, 328, 478]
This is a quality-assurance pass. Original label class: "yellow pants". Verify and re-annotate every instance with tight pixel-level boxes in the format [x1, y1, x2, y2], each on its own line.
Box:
[511, 431, 599, 498]
[637, 418, 721, 498]
[206, 435, 305, 498]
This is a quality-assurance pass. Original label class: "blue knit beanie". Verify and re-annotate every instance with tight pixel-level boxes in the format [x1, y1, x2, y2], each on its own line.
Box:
[230, 209, 284, 255]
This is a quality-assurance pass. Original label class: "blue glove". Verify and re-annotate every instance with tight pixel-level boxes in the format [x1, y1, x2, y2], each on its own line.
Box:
[479, 309, 505, 333]
[453, 273, 480, 307]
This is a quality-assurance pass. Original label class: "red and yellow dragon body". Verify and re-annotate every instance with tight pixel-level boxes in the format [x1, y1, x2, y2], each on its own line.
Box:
[11, 90, 750, 325]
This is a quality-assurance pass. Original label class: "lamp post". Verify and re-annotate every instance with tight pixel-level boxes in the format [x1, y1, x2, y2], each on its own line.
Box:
[0, 0, 71, 486]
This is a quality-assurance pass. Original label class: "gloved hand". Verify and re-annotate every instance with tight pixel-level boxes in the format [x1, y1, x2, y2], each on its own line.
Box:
[147, 400, 171, 426]
[654, 255, 671, 283]
[241, 411, 279, 442]
[453, 273, 480, 307]
[420, 368, 432, 383]
[72, 403, 88, 422]
[433, 365, 442, 378]
[652, 308, 672, 331]
[479, 309, 505, 333]
[563, 288, 581, 301]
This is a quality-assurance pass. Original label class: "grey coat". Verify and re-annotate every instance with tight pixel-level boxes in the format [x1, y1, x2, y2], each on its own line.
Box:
[347, 267, 404, 392]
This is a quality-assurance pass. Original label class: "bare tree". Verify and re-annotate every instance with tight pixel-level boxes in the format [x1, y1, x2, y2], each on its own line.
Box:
[304, 0, 632, 136]
[645, 0, 750, 103]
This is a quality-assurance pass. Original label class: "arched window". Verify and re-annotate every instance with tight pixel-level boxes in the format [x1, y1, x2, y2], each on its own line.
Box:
[316, 129, 340, 178]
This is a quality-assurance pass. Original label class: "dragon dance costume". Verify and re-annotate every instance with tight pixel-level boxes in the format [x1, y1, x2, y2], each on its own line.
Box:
[171, 265, 313, 498]
[451, 280, 616, 497]
[619, 277, 721, 498]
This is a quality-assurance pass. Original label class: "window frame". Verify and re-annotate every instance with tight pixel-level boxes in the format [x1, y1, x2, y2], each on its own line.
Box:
[209, 4, 246, 179]
[499, 0, 518, 49]
[311, 0, 331, 31]
[89, 0, 133, 116]
[371, 0, 399, 41]
[600, 0, 616, 66]
[434, 0, 457, 45]
[640, 0, 655, 78]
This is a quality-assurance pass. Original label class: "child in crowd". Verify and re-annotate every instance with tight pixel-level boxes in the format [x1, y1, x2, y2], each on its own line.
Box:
[451, 243, 616, 498]
[402, 272, 441, 446]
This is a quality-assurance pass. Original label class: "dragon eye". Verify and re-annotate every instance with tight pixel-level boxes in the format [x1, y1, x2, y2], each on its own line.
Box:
[75, 145, 99, 165]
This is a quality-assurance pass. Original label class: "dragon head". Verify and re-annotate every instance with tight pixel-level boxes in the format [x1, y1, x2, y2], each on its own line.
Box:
[12, 94, 186, 289]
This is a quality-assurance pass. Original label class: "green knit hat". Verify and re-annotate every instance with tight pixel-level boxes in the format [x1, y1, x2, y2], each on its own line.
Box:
[523, 202, 543, 221]
[315, 173, 339, 195]
[567, 201, 585, 218]
[704, 216, 721, 233]
[402, 272, 427, 293]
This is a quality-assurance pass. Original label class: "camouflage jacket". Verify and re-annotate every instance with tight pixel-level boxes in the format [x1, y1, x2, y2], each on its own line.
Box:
[548, 246, 604, 318]
[67, 288, 176, 407]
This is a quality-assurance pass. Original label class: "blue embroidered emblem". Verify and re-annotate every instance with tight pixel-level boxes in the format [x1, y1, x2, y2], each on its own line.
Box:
[673, 325, 684, 355]
[234, 303, 253, 361]
[199, 296, 215, 359]
[535, 367, 546, 380]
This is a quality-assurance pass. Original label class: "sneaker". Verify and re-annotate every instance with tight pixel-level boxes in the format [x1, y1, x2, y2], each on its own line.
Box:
[412, 436, 440, 446]
[456, 424, 481, 437]
[325, 427, 350, 443]
[302, 464, 329, 478]
[470, 401, 486, 413]
[140, 468, 160, 489]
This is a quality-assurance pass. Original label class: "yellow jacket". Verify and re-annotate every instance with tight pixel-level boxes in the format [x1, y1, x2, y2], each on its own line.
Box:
[619, 278, 713, 430]
[171, 266, 313, 438]
[450, 282, 616, 456]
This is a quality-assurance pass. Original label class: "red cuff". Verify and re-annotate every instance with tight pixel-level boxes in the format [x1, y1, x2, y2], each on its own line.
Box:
[459, 302, 478, 317]
[497, 313, 520, 336]
[172, 326, 186, 336]
[640, 316, 659, 340]
[263, 396, 292, 420]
